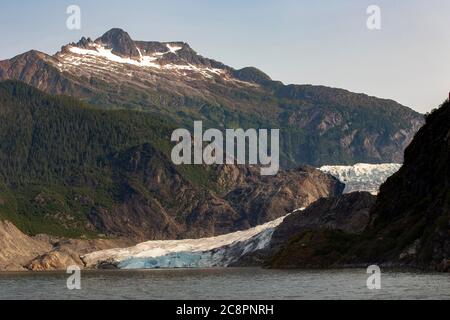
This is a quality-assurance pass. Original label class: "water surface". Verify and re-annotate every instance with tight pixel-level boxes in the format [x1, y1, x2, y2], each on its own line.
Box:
[0, 268, 449, 300]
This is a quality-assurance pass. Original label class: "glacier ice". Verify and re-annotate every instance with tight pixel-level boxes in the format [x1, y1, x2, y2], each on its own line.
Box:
[320, 163, 402, 195]
[83, 212, 301, 269]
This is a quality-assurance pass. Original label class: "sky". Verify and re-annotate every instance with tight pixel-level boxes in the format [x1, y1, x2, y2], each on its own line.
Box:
[1, 0, 449, 113]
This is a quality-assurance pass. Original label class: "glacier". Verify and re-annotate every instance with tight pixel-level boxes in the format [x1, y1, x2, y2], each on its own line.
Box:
[82, 211, 303, 269]
[81, 164, 400, 270]
[320, 163, 402, 195]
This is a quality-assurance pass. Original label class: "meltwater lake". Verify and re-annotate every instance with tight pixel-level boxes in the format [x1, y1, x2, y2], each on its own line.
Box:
[1, 268, 449, 300]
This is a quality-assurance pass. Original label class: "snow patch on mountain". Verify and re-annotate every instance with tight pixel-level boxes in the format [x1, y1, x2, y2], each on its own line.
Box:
[82, 210, 304, 269]
[166, 43, 182, 54]
[164, 63, 223, 78]
[320, 163, 402, 195]
[62, 43, 226, 80]
[68, 45, 161, 68]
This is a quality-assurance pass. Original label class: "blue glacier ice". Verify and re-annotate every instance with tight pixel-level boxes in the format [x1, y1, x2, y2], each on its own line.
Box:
[83, 214, 291, 269]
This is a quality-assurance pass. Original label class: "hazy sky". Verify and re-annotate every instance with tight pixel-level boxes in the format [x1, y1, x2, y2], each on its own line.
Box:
[1, 0, 449, 113]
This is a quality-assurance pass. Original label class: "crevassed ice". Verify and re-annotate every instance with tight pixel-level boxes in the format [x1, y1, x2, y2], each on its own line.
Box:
[83, 210, 304, 269]
[320, 163, 402, 195]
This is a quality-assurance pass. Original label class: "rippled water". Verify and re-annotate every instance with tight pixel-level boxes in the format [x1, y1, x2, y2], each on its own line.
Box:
[0, 268, 449, 300]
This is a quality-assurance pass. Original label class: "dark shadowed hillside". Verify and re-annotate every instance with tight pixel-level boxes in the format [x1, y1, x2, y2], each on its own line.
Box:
[262, 101, 450, 271]
[355, 100, 450, 270]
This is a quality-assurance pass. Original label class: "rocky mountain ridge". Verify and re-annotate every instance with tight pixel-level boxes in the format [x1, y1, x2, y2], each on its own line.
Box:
[0, 28, 424, 167]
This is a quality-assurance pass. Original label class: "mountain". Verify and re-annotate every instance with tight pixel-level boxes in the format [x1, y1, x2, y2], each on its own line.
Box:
[259, 100, 450, 272]
[0, 81, 344, 242]
[0, 28, 424, 167]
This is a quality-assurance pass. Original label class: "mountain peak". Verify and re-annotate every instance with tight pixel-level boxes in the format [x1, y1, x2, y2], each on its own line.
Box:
[95, 28, 140, 59]
[232, 67, 272, 84]
[98, 28, 130, 41]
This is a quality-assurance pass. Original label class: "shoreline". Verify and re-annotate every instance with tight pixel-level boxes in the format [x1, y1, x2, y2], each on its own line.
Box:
[1, 264, 446, 274]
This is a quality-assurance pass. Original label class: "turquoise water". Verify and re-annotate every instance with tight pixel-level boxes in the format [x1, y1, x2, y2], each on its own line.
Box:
[0, 268, 449, 300]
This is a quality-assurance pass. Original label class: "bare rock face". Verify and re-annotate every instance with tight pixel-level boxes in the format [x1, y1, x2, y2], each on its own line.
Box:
[27, 250, 81, 271]
[96, 28, 141, 60]
[0, 220, 52, 271]
[223, 166, 345, 226]
[27, 238, 135, 271]
[0, 218, 136, 271]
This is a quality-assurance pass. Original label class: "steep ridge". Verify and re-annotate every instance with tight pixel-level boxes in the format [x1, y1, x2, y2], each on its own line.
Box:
[0, 28, 424, 167]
